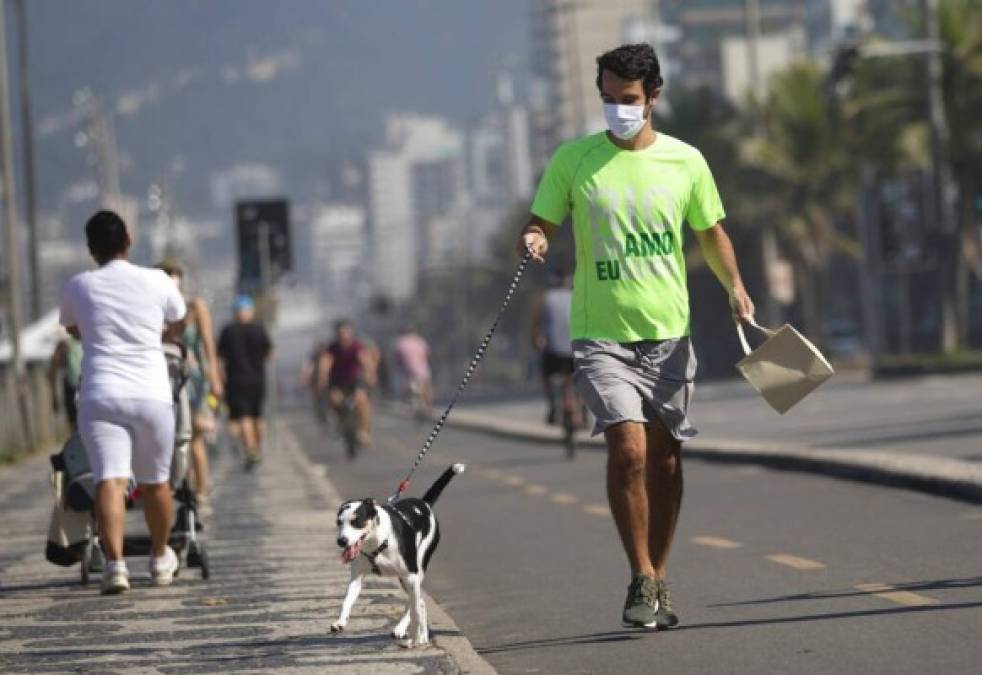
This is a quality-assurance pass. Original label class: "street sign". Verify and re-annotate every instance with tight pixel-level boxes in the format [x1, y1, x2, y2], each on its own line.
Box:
[236, 199, 291, 289]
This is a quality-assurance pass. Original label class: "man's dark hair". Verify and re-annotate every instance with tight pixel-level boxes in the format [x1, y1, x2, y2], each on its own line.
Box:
[334, 319, 352, 332]
[85, 210, 129, 264]
[596, 43, 663, 99]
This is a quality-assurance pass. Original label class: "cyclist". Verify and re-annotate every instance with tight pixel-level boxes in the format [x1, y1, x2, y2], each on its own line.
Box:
[316, 320, 373, 446]
[531, 270, 575, 426]
[392, 325, 433, 414]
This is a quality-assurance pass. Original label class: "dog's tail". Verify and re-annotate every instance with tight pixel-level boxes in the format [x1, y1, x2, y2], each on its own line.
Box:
[422, 463, 466, 506]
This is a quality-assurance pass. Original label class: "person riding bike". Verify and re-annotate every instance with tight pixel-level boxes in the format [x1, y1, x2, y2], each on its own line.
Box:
[530, 270, 575, 426]
[316, 320, 374, 447]
[392, 325, 433, 415]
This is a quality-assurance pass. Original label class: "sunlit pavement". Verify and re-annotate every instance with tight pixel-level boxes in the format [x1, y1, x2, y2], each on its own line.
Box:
[297, 406, 982, 675]
[0, 424, 482, 674]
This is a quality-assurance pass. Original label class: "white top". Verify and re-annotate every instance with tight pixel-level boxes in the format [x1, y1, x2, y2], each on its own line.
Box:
[59, 259, 186, 403]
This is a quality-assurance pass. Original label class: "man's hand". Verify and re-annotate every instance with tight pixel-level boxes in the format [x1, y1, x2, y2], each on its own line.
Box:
[517, 225, 548, 263]
[729, 285, 755, 323]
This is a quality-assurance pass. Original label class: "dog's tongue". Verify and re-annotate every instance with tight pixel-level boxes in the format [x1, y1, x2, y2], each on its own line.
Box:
[340, 540, 363, 564]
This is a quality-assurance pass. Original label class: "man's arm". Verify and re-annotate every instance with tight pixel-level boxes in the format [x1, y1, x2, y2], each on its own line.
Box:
[316, 351, 334, 393]
[693, 223, 755, 322]
[515, 215, 558, 263]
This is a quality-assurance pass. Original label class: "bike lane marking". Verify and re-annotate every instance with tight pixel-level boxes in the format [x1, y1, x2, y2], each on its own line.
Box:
[854, 583, 940, 607]
[766, 553, 827, 570]
[692, 536, 742, 549]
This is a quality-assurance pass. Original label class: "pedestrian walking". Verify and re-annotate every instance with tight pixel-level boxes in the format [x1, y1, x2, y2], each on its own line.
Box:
[48, 331, 83, 431]
[516, 44, 754, 629]
[59, 210, 187, 594]
[156, 259, 222, 513]
[217, 295, 272, 466]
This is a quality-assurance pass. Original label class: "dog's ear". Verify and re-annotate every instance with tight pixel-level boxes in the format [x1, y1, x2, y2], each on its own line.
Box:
[364, 498, 379, 520]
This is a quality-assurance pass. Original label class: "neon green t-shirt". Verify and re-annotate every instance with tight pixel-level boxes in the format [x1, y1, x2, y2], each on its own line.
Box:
[530, 131, 725, 343]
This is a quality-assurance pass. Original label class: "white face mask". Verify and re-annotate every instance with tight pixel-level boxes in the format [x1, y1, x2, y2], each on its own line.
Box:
[603, 103, 649, 140]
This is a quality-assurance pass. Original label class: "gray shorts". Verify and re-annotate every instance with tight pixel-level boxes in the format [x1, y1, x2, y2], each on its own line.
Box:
[572, 338, 697, 441]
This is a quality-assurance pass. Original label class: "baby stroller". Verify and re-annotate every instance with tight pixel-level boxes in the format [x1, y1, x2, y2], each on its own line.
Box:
[46, 341, 211, 584]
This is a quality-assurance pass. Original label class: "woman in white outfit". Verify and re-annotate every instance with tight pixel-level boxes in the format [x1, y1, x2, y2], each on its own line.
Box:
[59, 211, 187, 594]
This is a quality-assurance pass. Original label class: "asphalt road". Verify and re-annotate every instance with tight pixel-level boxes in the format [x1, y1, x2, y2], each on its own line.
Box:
[291, 406, 982, 675]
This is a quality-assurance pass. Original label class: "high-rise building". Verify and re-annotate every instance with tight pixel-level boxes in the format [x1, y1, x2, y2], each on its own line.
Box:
[366, 115, 468, 302]
[529, 0, 654, 166]
[308, 203, 366, 308]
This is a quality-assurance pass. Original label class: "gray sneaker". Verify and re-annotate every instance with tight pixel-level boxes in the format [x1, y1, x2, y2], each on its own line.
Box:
[622, 575, 659, 628]
[654, 579, 680, 629]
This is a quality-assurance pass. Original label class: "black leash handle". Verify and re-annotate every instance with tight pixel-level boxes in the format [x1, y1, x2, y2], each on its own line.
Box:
[390, 249, 533, 501]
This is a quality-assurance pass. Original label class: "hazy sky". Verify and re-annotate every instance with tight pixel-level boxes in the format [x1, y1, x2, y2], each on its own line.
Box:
[14, 1, 531, 217]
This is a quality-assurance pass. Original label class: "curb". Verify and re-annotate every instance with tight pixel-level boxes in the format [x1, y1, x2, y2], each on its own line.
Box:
[445, 410, 982, 505]
[278, 423, 498, 675]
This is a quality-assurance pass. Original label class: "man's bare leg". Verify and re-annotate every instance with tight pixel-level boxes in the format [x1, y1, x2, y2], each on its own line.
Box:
[139, 482, 174, 558]
[240, 417, 258, 456]
[645, 420, 683, 580]
[190, 432, 209, 496]
[605, 421, 656, 578]
[95, 478, 129, 561]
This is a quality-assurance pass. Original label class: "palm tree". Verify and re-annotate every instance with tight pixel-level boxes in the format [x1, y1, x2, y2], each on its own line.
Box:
[738, 62, 860, 345]
[937, 0, 982, 347]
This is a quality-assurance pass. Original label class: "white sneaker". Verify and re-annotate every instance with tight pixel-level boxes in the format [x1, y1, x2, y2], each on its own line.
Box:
[149, 546, 180, 586]
[101, 561, 130, 595]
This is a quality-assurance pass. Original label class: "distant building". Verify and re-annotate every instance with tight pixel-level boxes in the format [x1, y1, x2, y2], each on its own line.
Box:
[308, 203, 367, 308]
[529, 0, 654, 166]
[366, 115, 468, 302]
[651, 0, 871, 104]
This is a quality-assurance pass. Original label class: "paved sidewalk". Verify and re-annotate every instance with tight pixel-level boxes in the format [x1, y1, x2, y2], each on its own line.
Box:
[0, 426, 492, 674]
[449, 372, 982, 503]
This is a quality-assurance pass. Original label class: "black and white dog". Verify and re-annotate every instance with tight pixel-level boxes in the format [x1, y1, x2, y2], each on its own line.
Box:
[331, 463, 465, 648]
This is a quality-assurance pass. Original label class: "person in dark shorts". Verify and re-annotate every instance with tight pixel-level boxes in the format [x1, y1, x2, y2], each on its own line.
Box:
[531, 270, 574, 425]
[217, 295, 272, 465]
[316, 320, 373, 446]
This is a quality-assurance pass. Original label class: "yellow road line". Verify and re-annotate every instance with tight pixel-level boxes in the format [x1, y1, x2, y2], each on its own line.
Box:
[855, 583, 939, 607]
[692, 536, 742, 549]
[550, 492, 579, 505]
[503, 475, 525, 487]
[524, 484, 548, 496]
[482, 468, 503, 480]
[582, 504, 610, 517]
[766, 554, 826, 570]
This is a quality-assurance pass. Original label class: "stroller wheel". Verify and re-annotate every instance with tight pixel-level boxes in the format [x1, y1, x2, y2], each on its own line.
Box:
[81, 542, 92, 586]
[188, 541, 211, 580]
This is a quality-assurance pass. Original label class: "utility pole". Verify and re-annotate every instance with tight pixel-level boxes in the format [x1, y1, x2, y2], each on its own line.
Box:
[13, 0, 39, 321]
[924, 0, 957, 352]
[0, 5, 34, 448]
[744, 0, 781, 327]
[258, 222, 278, 452]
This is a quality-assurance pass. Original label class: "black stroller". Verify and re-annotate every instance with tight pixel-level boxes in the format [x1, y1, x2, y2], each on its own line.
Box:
[46, 342, 211, 584]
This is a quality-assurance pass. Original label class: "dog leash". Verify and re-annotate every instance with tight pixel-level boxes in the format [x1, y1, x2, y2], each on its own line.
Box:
[388, 249, 534, 502]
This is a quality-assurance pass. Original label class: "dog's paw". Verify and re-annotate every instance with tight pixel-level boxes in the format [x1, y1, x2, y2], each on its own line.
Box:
[330, 621, 345, 633]
[397, 637, 415, 649]
[391, 626, 408, 640]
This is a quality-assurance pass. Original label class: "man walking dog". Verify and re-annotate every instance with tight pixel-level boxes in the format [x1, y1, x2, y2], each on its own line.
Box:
[517, 43, 754, 629]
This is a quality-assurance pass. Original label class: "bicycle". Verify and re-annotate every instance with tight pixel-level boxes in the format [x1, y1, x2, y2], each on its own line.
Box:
[334, 389, 362, 460]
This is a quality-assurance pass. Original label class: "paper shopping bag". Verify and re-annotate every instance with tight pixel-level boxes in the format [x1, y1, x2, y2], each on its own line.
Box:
[735, 320, 834, 414]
